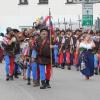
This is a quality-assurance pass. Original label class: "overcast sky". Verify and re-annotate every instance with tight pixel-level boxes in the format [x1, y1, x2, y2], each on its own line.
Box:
[0, 0, 100, 34]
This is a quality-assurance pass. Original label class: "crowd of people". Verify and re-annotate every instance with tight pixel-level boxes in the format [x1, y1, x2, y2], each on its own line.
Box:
[0, 21, 100, 89]
[52, 29, 100, 79]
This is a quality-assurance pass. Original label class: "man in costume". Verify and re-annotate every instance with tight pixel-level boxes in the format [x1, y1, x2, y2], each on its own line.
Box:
[2, 27, 16, 80]
[58, 30, 65, 69]
[35, 27, 51, 89]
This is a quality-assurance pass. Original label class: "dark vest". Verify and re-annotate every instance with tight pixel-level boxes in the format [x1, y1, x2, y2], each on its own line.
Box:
[58, 36, 63, 48]
[64, 36, 71, 49]
[36, 37, 51, 64]
[14, 41, 20, 54]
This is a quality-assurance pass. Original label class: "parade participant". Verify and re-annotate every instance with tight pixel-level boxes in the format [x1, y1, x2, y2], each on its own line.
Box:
[52, 35, 59, 68]
[98, 48, 100, 74]
[58, 30, 65, 69]
[21, 38, 30, 80]
[73, 29, 82, 71]
[92, 32, 100, 75]
[9, 32, 17, 80]
[35, 27, 51, 89]
[52, 29, 60, 68]
[31, 34, 40, 87]
[27, 57, 31, 85]
[2, 27, 16, 80]
[26, 35, 40, 86]
[77, 34, 95, 80]
[64, 29, 73, 70]
[94, 53, 98, 75]
[12, 29, 21, 78]
[0, 46, 4, 63]
[97, 31, 100, 74]
[25, 37, 33, 85]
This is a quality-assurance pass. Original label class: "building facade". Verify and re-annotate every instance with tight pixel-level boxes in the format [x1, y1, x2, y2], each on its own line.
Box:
[0, 0, 100, 32]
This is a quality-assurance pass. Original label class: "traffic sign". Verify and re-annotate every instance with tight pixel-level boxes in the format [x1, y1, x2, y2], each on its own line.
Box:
[89, 0, 100, 3]
[82, 3, 93, 15]
[82, 15, 93, 26]
[66, 0, 100, 4]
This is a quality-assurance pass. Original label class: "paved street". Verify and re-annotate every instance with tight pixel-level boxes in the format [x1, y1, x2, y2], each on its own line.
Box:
[0, 62, 100, 100]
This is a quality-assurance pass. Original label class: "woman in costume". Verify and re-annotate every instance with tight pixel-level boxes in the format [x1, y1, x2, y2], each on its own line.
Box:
[77, 34, 95, 80]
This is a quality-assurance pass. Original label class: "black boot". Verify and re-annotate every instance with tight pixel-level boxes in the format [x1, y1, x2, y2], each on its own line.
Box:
[15, 75, 19, 79]
[94, 68, 98, 75]
[67, 65, 71, 70]
[27, 78, 31, 85]
[6, 75, 9, 81]
[61, 63, 65, 69]
[99, 69, 100, 75]
[14, 72, 19, 78]
[9, 75, 14, 80]
[40, 80, 46, 89]
[52, 64, 55, 67]
[76, 65, 79, 71]
[58, 64, 61, 68]
[56, 63, 59, 68]
[33, 80, 40, 87]
[46, 80, 51, 88]
[54, 63, 58, 68]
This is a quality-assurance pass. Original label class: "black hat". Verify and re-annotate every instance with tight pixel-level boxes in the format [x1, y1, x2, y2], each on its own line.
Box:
[6, 27, 13, 34]
[60, 30, 65, 33]
[66, 29, 72, 33]
[0, 33, 4, 37]
[13, 29, 19, 33]
[40, 27, 49, 33]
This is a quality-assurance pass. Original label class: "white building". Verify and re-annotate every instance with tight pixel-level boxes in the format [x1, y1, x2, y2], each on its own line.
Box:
[0, 0, 100, 32]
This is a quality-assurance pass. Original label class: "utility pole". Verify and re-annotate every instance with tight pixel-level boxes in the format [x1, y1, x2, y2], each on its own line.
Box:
[69, 18, 72, 30]
[77, 15, 81, 29]
[58, 19, 60, 28]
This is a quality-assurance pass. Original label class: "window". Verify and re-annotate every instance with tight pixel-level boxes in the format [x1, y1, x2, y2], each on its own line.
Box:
[18, 0, 28, 5]
[85, 0, 89, 3]
[65, 0, 83, 4]
[66, 0, 73, 3]
[38, 0, 48, 4]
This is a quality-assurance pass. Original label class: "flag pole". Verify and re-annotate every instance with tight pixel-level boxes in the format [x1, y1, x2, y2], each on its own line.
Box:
[49, 8, 53, 68]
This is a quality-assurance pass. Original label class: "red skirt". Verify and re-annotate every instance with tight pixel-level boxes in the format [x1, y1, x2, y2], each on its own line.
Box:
[0, 48, 4, 61]
[74, 51, 78, 65]
[58, 52, 63, 64]
[66, 51, 70, 64]
[98, 53, 100, 69]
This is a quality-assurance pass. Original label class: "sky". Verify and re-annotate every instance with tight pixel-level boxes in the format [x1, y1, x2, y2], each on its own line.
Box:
[0, 0, 100, 34]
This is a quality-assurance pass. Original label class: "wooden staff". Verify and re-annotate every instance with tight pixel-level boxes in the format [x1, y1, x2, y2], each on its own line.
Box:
[49, 8, 53, 68]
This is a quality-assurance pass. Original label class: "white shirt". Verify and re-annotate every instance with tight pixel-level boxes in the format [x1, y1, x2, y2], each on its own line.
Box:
[79, 42, 93, 50]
